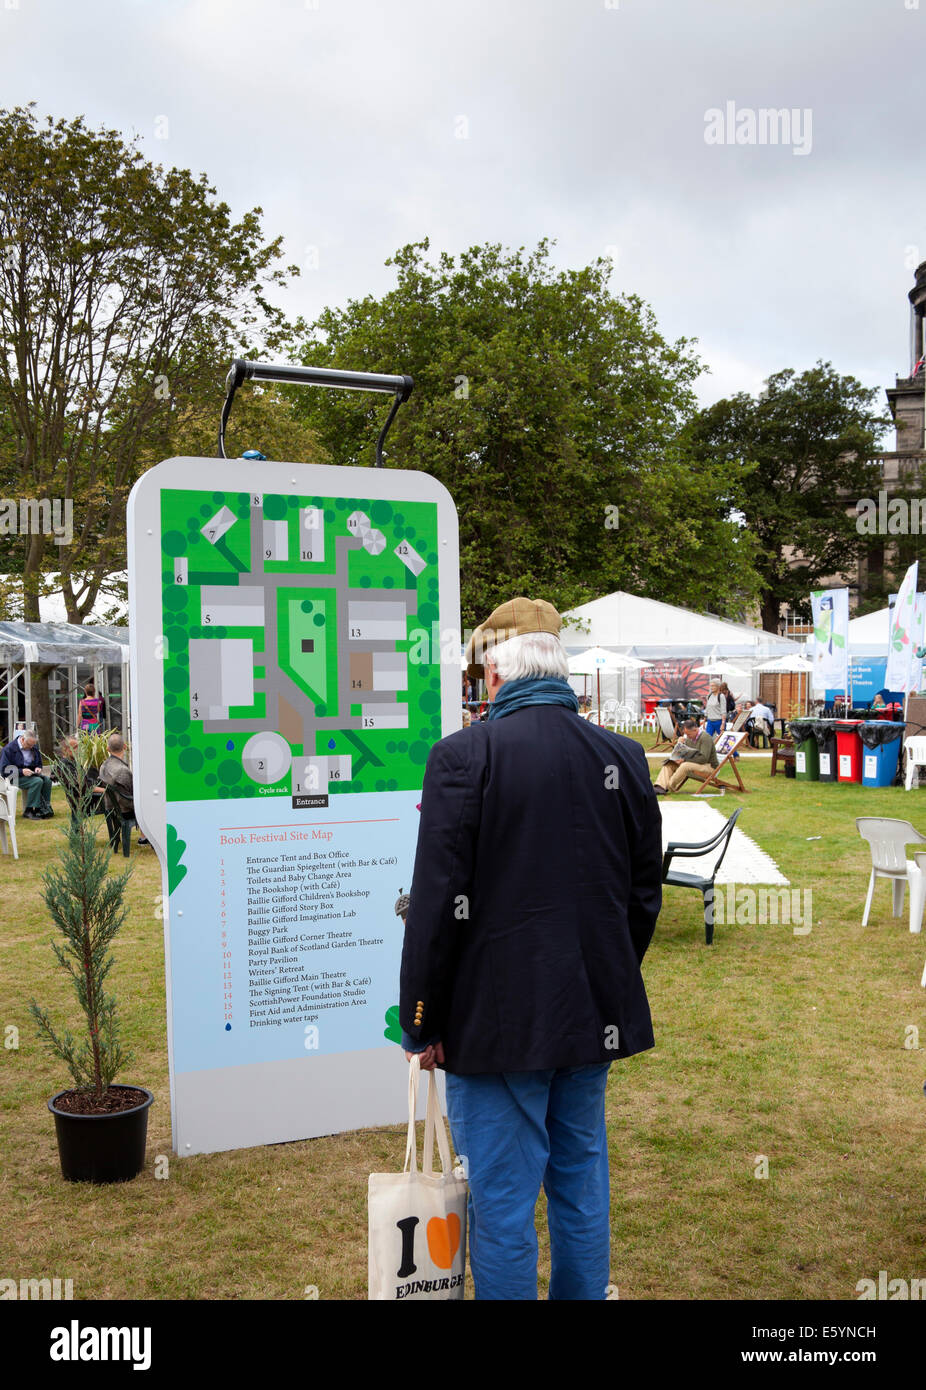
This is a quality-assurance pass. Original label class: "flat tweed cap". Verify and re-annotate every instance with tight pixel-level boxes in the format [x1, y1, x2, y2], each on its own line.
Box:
[465, 596, 563, 680]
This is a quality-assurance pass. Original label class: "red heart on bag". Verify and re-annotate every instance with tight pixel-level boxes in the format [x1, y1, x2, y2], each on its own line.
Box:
[426, 1213, 461, 1269]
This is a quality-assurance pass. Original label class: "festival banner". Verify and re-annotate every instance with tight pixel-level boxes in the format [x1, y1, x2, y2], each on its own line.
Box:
[885, 562, 919, 694]
[640, 657, 709, 703]
[810, 588, 849, 694]
[909, 592, 926, 694]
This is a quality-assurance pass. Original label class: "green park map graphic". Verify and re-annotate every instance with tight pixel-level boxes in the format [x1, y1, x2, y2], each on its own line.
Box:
[158, 488, 443, 803]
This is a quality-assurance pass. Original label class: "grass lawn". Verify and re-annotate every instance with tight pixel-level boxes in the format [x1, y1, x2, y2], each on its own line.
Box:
[2, 748, 925, 1301]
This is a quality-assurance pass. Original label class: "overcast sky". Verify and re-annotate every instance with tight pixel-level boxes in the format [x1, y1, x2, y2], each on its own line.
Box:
[3, 0, 924, 430]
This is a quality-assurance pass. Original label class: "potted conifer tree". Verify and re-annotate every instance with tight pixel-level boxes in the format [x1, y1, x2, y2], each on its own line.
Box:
[30, 778, 153, 1183]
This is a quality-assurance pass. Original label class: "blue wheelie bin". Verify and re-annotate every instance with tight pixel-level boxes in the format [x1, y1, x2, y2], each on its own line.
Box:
[859, 721, 905, 787]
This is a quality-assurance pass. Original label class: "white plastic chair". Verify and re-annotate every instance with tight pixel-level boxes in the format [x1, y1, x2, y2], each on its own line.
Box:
[856, 818, 926, 931]
[910, 853, 926, 987]
[613, 702, 635, 731]
[586, 699, 619, 728]
[599, 699, 619, 727]
[0, 775, 19, 860]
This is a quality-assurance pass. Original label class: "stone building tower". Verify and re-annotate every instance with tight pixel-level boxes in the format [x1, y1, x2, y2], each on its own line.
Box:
[853, 262, 926, 606]
[884, 259, 926, 455]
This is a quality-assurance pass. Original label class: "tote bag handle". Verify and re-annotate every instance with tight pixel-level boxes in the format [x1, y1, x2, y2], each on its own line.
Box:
[403, 1054, 453, 1176]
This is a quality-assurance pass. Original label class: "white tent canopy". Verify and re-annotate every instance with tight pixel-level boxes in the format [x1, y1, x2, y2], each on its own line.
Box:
[0, 621, 128, 666]
[560, 590, 800, 712]
[1, 621, 129, 744]
[562, 590, 796, 653]
[847, 607, 889, 647]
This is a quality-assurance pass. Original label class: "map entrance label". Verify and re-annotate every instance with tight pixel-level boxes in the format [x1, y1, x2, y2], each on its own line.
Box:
[128, 457, 459, 1155]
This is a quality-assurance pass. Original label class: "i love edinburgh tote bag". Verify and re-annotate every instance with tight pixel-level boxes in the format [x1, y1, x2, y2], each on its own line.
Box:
[368, 1055, 468, 1300]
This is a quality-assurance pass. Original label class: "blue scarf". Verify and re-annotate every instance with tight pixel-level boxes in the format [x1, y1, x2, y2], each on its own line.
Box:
[486, 675, 580, 721]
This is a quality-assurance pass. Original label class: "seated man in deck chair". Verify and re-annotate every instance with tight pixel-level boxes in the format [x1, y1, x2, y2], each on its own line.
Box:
[653, 718, 718, 795]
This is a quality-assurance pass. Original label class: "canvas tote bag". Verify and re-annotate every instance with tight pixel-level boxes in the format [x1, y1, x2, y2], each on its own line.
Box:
[368, 1055, 468, 1300]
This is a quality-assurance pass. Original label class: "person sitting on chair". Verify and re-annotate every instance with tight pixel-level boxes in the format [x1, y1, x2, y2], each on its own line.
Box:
[99, 734, 148, 846]
[1, 730, 54, 819]
[55, 736, 108, 824]
[746, 699, 774, 748]
[653, 718, 719, 795]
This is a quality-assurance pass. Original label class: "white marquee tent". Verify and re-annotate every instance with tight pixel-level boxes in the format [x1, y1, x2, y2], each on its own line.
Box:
[0, 622, 129, 744]
[561, 590, 800, 711]
[563, 590, 793, 652]
[846, 607, 890, 647]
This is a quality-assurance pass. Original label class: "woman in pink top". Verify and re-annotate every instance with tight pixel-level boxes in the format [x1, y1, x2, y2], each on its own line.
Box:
[78, 682, 104, 733]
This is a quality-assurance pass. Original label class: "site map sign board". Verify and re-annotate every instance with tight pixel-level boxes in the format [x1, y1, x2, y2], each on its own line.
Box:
[128, 457, 460, 1156]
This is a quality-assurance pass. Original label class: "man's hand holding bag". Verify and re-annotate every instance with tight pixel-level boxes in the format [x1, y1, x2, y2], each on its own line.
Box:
[368, 1055, 468, 1300]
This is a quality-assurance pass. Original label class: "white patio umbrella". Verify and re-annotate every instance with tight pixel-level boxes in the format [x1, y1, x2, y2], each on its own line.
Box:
[568, 648, 645, 723]
[752, 653, 815, 719]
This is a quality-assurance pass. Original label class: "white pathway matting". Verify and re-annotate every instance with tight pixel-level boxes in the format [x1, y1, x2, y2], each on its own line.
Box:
[659, 801, 789, 886]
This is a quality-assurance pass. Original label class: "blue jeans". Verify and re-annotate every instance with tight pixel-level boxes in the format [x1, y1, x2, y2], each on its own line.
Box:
[705, 719, 723, 737]
[444, 1063, 611, 1300]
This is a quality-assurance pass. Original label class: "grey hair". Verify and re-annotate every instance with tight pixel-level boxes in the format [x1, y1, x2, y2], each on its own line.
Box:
[108, 733, 125, 752]
[486, 631, 570, 682]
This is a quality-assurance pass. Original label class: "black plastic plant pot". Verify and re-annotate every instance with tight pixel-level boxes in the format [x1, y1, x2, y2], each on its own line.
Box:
[48, 1085, 153, 1184]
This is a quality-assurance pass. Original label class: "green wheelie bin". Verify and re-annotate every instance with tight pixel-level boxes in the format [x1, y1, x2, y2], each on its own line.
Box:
[789, 719, 819, 781]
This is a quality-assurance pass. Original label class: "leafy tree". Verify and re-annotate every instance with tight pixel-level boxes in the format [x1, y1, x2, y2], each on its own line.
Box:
[0, 103, 298, 626]
[682, 363, 889, 632]
[0, 386, 326, 623]
[167, 383, 326, 468]
[290, 239, 761, 629]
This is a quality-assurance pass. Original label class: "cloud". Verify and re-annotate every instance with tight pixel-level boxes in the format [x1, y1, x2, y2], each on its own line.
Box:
[2, 0, 922, 410]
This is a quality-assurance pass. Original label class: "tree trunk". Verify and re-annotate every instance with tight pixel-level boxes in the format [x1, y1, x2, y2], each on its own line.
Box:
[22, 532, 46, 623]
[760, 593, 781, 635]
[30, 665, 55, 758]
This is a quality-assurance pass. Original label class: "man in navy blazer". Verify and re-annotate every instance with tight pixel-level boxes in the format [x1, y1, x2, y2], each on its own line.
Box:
[399, 597, 662, 1300]
[1, 729, 53, 818]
